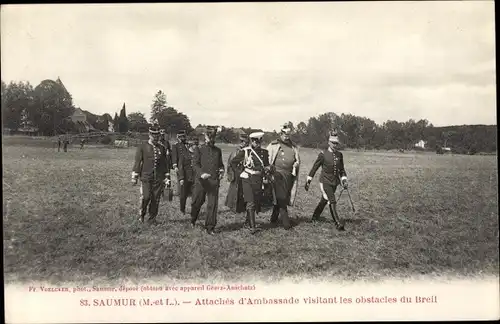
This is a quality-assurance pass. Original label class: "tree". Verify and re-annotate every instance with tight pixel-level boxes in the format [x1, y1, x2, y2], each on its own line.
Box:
[32, 79, 74, 135]
[150, 90, 167, 124]
[128, 112, 149, 132]
[156, 107, 193, 136]
[113, 113, 119, 133]
[2, 81, 36, 131]
[118, 103, 129, 133]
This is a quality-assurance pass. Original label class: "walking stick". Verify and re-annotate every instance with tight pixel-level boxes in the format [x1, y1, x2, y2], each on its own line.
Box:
[345, 187, 356, 212]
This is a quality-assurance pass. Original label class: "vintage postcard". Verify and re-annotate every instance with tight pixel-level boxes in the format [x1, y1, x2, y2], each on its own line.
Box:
[2, 1, 498, 323]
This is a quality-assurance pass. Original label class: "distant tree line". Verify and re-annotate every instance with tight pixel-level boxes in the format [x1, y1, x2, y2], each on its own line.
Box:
[2, 78, 496, 154]
[1, 79, 194, 137]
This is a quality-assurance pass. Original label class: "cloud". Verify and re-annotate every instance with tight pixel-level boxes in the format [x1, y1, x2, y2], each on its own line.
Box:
[1, 2, 496, 131]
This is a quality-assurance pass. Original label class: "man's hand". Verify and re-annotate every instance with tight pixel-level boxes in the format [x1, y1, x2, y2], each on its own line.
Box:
[305, 176, 312, 191]
[218, 169, 224, 180]
[341, 176, 348, 189]
[201, 173, 211, 180]
[164, 178, 171, 186]
[179, 180, 184, 186]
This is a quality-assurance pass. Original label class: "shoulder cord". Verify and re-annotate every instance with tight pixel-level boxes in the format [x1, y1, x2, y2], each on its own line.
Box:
[244, 147, 265, 169]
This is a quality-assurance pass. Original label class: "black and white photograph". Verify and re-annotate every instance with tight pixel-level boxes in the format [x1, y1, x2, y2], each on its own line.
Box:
[2, 2, 498, 322]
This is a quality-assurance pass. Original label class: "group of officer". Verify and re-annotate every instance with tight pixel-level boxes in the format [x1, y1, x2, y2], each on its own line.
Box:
[131, 123, 349, 235]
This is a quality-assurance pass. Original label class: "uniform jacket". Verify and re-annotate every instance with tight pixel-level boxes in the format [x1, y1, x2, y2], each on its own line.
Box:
[192, 144, 225, 181]
[308, 148, 347, 186]
[132, 140, 171, 181]
[171, 141, 187, 170]
[178, 147, 195, 182]
[230, 146, 270, 175]
[266, 139, 300, 206]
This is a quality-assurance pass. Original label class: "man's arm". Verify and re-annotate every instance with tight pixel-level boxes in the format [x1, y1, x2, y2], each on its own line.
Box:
[171, 143, 179, 170]
[230, 149, 246, 170]
[308, 152, 324, 179]
[339, 152, 347, 184]
[132, 145, 143, 179]
[218, 148, 225, 178]
[192, 146, 202, 178]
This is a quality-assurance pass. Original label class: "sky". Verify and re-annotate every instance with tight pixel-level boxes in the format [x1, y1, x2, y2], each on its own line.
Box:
[1, 2, 496, 132]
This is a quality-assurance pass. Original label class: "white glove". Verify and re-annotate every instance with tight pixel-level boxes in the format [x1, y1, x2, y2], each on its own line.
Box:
[201, 173, 211, 180]
[341, 176, 348, 188]
[218, 169, 224, 179]
[164, 178, 171, 186]
[179, 180, 184, 186]
[306, 176, 313, 182]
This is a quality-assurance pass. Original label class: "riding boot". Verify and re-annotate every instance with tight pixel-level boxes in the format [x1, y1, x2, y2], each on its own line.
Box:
[280, 207, 292, 230]
[328, 203, 345, 231]
[312, 198, 328, 221]
[270, 205, 280, 224]
[243, 210, 250, 228]
[248, 208, 258, 234]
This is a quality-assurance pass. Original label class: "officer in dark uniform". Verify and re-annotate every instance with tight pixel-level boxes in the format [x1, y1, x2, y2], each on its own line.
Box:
[159, 128, 172, 198]
[177, 136, 197, 214]
[171, 130, 187, 196]
[190, 126, 225, 235]
[131, 125, 171, 225]
[225, 133, 249, 215]
[305, 131, 348, 230]
[230, 132, 270, 233]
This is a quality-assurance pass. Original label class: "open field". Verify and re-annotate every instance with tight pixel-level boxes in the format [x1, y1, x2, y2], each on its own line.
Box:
[3, 138, 499, 285]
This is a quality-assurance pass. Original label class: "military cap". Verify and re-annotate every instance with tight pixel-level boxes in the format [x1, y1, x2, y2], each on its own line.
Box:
[177, 130, 187, 138]
[205, 126, 218, 138]
[149, 124, 161, 134]
[280, 124, 292, 135]
[249, 131, 265, 140]
[329, 130, 340, 144]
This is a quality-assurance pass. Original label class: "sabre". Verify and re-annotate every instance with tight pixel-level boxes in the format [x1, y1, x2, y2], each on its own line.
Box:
[345, 187, 356, 212]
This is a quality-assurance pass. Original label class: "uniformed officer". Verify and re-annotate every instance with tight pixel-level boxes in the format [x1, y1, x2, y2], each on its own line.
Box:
[305, 131, 348, 231]
[159, 128, 173, 199]
[225, 133, 249, 215]
[171, 130, 187, 196]
[177, 136, 197, 214]
[171, 130, 187, 173]
[190, 126, 225, 235]
[131, 125, 171, 225]
[230, 132, 270, 233]
[266, 124, 301, 230]
[57, 137, 62, 152]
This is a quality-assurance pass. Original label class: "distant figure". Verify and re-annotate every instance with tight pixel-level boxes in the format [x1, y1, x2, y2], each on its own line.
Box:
[80, 139, 85, 150]
[57, 137, 62, 152]
[63, 138, 69, 152]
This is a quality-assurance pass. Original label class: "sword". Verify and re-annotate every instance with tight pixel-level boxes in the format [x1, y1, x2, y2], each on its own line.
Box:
[345, 187, 356, 212]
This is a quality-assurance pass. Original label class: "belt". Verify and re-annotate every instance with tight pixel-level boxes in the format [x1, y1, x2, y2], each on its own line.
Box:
[245, 168, 262, 175]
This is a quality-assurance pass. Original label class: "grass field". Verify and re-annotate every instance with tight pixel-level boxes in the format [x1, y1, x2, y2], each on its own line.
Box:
[3, 137, 499, 285]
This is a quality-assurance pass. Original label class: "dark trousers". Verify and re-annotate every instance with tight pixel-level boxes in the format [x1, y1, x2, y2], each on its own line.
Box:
[242, 175, 264, 228]
[312, 182, 343, 226]
[191, 179, 219, 231]
[269, 171, 293, 229]
[139, 179, 165, 221]
[179, 180, 194, 213]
